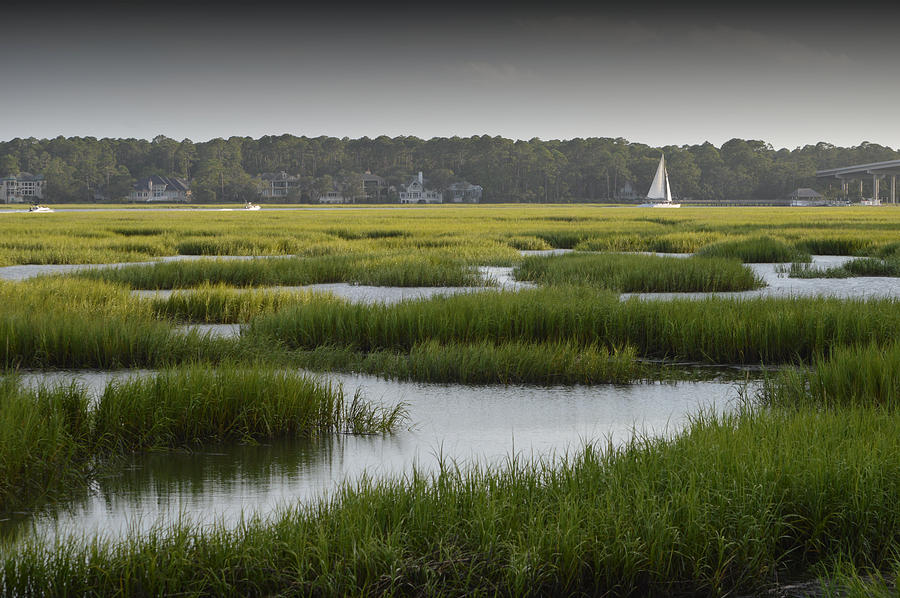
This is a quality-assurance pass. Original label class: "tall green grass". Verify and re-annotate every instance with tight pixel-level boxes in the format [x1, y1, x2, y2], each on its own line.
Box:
[764, 343, 900, 410]
[515, 253, 764, 292]
[149, 284, 345, 323]
[6, 407, 900, 596]
[290, 341, 641, 385]
[794, 236, 874, 256]
[0, 366, 405, 512]
[245, 286, 900, 364]
[92, 364, 405, 452]
[74, 254, 487, 289]
[0, 311, 228, 368]
[575, 231, 725, 253]
[785, 256, 900, 279]
[0, 377, 92, 512]
[696, 235, 809, 263]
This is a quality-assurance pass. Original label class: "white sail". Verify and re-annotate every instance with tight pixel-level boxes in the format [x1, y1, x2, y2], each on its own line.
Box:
[646, 154, 670, 201]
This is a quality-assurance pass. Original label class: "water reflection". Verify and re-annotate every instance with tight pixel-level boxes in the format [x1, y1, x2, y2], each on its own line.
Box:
[6, 369, 749, 544]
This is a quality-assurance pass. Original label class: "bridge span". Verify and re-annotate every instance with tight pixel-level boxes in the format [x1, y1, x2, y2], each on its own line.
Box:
[817, 159, 900, 204]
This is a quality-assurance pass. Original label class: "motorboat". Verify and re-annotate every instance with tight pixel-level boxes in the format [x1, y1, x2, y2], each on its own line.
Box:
[244, 202, 261, 211]
[28, 204, 54, 213]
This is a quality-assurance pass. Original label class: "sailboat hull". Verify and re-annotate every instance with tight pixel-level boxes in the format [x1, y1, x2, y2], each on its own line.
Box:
[638, 202, 681, 208]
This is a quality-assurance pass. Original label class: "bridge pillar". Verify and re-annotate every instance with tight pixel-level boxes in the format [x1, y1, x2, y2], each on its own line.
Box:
[892, 175, 896, 204]
[874, 174, 880, 203]
[860, 179, 864, 198]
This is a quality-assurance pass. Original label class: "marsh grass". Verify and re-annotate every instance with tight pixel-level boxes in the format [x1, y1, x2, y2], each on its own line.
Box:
[794, 236, 874, 256]
[74, 254, 487, 289]
[764, 343, 900, 410]
[696, 235, 809, 263]
[0, 366, 405, 512]
[289, 341, 642, 385]
[91, 364, 404, 451]
[6, 407, 900, 596]
[784, 256, 900, 279]
[0, 377, 92, 512]
[575, 231, 725, 253]
[514, 253, 764, 292]
[3, 206, 900, 266]
[149, 284, 344, 323]
[246, 287, 900, 364]
[505, 235, 553, 251]
[0, 311, 228, 368]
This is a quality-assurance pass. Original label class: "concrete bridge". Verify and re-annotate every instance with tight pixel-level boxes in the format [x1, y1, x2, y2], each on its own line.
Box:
[817, 159, 900, 203]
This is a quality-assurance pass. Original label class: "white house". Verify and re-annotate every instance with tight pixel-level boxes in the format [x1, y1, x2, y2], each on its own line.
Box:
[399, 172, 442, 204]
[0, 173, 45, 203]
[129, 175, 191, 202]
[447, 182, 482, 203]
[318, 190, 351, 204]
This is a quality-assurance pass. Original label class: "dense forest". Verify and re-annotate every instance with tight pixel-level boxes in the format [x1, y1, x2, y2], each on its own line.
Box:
[1, 135, 897, 203]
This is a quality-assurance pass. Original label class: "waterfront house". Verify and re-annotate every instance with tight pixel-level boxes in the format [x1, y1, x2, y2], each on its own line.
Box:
[447, 182, 482, 203]
[258, 171, 301, 198]
[399, 172, 442, 204]
[361, 171, 387, 201]
[0, 173, 45, 203]
[129, 175, 191, 202]
[318, 190, 351, 204]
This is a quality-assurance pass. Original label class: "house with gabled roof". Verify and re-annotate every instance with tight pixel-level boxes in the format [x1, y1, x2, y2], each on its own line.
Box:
[129, 175, 191, 202]
[258, 171, 301, 198]
[1, 173, 45, 203]
[447, 182, 482, 203]
[399, 172, 442, 204]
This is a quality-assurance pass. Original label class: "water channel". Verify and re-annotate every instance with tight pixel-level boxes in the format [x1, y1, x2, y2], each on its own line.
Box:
[4, 370, 748, 544]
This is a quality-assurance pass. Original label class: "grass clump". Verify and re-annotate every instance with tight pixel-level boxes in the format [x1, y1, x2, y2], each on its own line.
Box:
[0, 366, 405, 512]
[514, 252, 763, 292]
[696, 235, 809, 263]
[764, 343, 900, 410]
[6, 407, 900, 596]
[0, 311, 228, 369]
[92, 364, 405, 452]
[74, 254, 487, 289]
[246, 286, 900, 364]
[505, 236, 553, 251]
[0, 377, 92, 512]
[785, 256, 900, 279]
[149, 284, 344, 323]
[794, 236, 874, 256]
[291, 341, 641, 385]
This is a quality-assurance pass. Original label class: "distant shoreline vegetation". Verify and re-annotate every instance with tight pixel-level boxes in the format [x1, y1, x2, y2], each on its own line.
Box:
[1, 135, 896, 203]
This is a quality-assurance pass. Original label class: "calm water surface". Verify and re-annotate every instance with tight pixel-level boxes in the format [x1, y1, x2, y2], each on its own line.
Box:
[5, 370, 748, 544]
[623, 255, 900, 300]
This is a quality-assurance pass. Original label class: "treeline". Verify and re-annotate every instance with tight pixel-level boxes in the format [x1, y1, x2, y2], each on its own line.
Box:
[1, 135, 897, 203]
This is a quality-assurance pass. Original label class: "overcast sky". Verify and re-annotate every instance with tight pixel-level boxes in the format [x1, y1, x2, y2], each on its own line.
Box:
[2, 1, 898, 150]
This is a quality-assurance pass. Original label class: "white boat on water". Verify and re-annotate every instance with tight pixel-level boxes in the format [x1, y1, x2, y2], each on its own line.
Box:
[28, 205, 54, 213]
[639, 154, 680, 208]
[244, 202, 261, 211]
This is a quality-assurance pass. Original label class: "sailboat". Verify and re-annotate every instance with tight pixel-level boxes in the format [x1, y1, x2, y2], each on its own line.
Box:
[639, 154, 680, 208]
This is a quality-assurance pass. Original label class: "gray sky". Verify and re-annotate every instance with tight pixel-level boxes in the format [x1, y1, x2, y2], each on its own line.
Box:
[2, 3, 897, 149]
